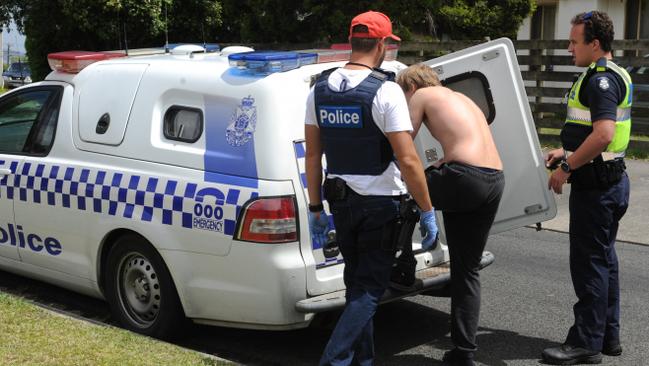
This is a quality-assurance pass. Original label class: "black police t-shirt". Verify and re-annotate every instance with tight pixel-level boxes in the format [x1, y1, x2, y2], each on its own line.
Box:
[579, 70, 626, 122]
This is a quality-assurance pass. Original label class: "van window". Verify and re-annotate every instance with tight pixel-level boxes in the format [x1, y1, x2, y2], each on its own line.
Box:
[163, 106, 203, 143]
[0, 87, 62, 154]
[442, 71, 496, 124]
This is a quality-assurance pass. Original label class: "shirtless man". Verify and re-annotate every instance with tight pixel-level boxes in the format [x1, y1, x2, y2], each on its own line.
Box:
[397, 63, 505, 366]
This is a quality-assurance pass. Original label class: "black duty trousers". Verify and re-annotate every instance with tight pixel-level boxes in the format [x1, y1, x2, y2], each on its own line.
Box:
[565, 173, 629, 351]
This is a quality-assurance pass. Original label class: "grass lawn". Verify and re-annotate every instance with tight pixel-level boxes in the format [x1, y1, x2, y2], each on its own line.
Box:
[0, 292, 227, 366]
[538, 127, 649, 160]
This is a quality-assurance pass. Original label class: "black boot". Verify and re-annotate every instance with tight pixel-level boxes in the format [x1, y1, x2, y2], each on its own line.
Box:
[541, 344, 602, 365]
[601, 342, 622, 356]
[441, 349, 476, 366]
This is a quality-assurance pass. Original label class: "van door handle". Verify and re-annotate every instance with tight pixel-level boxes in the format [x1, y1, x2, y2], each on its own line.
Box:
[0, 168, 12, 176]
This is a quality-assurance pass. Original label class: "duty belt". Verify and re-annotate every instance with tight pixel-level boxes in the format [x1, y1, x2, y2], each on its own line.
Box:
[567, 153, 626, 190]
[565, 150, 625, 162]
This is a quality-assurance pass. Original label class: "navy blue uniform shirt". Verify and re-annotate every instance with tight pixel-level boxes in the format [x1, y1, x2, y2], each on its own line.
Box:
[579, 70, 625, 122]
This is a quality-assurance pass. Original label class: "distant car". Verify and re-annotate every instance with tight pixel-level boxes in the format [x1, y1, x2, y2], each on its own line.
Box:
[2, 62, 32, 88]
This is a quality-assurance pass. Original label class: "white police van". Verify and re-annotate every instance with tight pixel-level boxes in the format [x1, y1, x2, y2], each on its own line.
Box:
[0, 39, 556, 338]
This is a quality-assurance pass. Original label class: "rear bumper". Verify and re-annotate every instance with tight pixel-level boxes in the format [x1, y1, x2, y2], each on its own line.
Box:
[295, 251, 495, 313]
[161, 242, 313, 329]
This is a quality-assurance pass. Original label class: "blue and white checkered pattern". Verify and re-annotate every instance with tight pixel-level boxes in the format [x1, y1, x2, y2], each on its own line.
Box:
[0, 160, 19, 200]
[294, 141, 344, 268]
[0, 159, 257, 237]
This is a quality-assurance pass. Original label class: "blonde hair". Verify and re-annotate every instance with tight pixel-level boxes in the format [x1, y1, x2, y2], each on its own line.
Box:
[396, 63, 441, 93]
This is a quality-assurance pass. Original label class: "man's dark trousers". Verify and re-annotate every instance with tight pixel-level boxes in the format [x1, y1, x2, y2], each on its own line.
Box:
[425, 162, 504, 358]
[566, 172, 629, 351]
[319, 192, 399, 366]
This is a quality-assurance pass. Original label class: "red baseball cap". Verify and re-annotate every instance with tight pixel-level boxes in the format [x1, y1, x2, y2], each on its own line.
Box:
[349, 11, 401, 41]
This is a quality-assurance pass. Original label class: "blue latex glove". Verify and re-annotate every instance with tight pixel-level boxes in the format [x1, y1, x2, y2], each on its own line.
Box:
[308, 210, 329, 246]
[420, 209, 439, 250]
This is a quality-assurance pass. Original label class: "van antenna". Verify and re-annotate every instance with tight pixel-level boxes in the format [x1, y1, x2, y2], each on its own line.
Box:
[116, 9, 122, 49]
[202, 23, 206, 50]
[122, 6, 129, 56]
[123, 22, 129, 55]
[164, 2, 170, 53]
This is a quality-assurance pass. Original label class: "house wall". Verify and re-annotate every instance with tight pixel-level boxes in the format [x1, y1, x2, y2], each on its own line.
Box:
[518, 0, 627, 41]
[517, 0, 628, 98]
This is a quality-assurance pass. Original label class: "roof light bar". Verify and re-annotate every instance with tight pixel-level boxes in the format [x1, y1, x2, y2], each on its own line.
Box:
[228, 51, 317, 75]
[47, 51, 125, 74]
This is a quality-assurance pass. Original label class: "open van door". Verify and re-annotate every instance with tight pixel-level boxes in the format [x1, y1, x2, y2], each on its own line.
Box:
[415, 38, 557, 235]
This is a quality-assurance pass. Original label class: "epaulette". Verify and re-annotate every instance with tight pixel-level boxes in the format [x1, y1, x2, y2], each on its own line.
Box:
[369, 68, 396, 82]
[585, 57, 610, 79]
[595, 57, 608, 72]
[310, 67, 338, 88]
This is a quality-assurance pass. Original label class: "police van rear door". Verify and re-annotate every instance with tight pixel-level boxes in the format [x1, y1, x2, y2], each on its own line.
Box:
[415, 38, 557, 234]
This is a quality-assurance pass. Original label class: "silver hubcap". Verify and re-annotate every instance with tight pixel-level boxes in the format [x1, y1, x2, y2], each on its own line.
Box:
[117, 252, 161, 327]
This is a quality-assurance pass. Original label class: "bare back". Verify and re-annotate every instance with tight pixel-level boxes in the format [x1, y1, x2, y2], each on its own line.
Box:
[410, 86, 502, 170]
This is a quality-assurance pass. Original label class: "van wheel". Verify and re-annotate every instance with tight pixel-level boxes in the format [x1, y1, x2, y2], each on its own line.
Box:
[105, 234, 185, 339]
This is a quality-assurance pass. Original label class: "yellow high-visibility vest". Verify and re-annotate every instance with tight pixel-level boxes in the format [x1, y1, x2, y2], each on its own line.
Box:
[564, 58, 633, 153]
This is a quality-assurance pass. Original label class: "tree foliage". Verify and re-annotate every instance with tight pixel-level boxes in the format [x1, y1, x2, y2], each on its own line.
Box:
[1, 0, 534, 80]
[0, 1, 22, 29]
[215, 0, 447, 43]
[214, 0, 534, 43]
[2, 0, 221, 80]
[437, 0, 536, 39]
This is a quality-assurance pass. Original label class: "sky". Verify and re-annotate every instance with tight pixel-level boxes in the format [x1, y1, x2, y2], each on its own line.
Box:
[2, 21, 27, 56]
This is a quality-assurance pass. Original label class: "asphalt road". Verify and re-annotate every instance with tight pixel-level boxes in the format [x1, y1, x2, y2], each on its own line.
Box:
[1, 227, 648, 365]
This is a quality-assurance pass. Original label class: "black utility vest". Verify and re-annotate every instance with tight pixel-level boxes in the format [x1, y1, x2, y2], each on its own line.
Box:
[314, 68, 395, 175]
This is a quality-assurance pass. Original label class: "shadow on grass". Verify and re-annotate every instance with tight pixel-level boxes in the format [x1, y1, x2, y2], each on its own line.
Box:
[0, 269, 111, 322]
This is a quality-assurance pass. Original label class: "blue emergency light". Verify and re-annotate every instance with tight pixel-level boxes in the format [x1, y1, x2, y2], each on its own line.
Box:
[228, 51, 318, 75]
[298, 52, 318, 66]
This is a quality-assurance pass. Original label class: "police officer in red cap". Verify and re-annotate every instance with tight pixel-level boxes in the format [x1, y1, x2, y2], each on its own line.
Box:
[305, 10, 438, 366]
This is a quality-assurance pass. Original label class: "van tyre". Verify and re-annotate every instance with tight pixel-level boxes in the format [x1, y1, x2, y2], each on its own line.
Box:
[105, 234, 186, 339]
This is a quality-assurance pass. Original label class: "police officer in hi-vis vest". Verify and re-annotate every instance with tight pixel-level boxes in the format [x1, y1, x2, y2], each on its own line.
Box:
[304, 11, 438, 366]
[543, 10, 631, 365]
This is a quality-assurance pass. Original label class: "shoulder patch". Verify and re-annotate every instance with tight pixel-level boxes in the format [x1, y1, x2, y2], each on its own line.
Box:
[597, 77, 610, 91]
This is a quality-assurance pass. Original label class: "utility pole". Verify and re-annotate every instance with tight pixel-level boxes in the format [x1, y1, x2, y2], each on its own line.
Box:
[0, 30, 3, 89]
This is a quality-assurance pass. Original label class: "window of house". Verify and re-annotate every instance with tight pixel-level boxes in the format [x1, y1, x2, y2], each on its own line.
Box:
[626, 0, 649, 39]
[530, 4, 557, 40]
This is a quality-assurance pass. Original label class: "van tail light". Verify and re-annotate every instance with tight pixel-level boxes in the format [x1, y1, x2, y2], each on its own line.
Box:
[236, 196, 298, 243]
